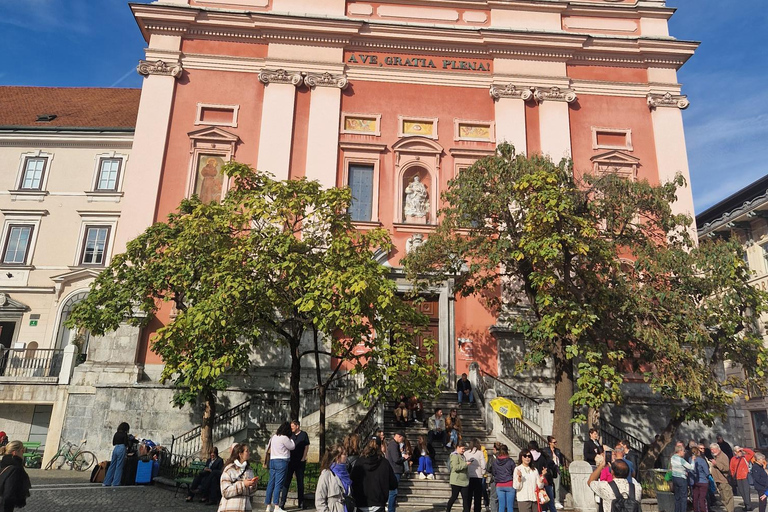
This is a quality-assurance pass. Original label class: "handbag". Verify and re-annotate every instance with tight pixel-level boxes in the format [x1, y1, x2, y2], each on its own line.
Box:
[707, 474, 717, 495]
[342, 491, 356, 512]
[263, 443, 271, 469]
[537, 488, 551, 505]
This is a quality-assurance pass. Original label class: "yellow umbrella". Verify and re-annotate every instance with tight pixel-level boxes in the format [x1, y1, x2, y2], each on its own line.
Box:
[490, 397, 523, 419]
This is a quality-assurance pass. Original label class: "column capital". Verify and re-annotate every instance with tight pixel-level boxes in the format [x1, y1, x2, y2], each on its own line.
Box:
[489, 83, 534, 101]
[136, 59, 183, 79]
[258, 68, 304, 86]
[534, 86, 577, 103]
[647, 92, 690, 110]
[304, 72, 349, 90]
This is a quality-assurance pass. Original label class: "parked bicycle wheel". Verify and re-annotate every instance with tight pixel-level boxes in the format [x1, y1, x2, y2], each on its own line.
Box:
[72, 451, 97, 472]
[44, 454, 64, 470]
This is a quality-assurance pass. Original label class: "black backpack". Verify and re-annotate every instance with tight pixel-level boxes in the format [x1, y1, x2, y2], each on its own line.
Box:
[608, 480, 640, 512]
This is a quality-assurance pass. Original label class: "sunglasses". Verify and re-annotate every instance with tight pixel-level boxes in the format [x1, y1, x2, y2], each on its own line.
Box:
[522, 454, 532, 458]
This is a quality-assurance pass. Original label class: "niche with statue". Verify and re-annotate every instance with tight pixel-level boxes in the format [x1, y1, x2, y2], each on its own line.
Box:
[402, 167, 431, 224]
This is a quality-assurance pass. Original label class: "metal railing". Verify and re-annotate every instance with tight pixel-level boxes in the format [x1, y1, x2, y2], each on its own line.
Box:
[600, 419, 649, 456]
[479, 369, 543, 428]
[0, 347, 63, 378]
[301, 372, 366, 415]
[500, 416, 547, 454]
[353, 399, 382, 440]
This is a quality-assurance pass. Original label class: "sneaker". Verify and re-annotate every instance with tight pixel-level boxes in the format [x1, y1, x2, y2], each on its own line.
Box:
[555, 504, 564, 509]
[427, 473, 435, 480]
[419, 472, 427, 480]
[267, 506, 275, 512]
[274, 507, 287, 512]
[445, 443, 452, 448]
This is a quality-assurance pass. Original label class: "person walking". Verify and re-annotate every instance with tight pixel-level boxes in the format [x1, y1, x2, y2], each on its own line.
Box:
[447, 442, 471, 512]
[690, 446, 711, 512]
[0, 440, 31, 512]
[350, 437, 397, 512]
[265, 422, 295, 512]
[280, 420, 310, 510]
[218, 443, 258, 512]
[466, 439, 487, 512]
[315, 444, 350, 512]
[490, 444, 515, 512]
[102, 422, 130, 487]
[731, 446, 756, 512]
[671, 442, 694, 512]
[751, 453, 768, 512]
[710, 443, 734, 512]
[543, 436, 565, 509]
[513, 449, 545, 512]
[386, 431, 409, 512]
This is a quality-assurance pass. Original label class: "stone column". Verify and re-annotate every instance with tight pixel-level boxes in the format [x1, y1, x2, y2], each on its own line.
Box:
[648, 92, 694, 223]
[490, 84, 530, 155]
[257, 69, 303, 181]
[535, 87, 577, 162]
[114, 55, 183, 254]
[70, 322, 143, 387]
[303, 72, 348, 188]
[569, 460, 598, 512]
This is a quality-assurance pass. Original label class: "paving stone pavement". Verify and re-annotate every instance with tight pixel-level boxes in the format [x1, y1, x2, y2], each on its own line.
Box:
[26, 469, 314, 512]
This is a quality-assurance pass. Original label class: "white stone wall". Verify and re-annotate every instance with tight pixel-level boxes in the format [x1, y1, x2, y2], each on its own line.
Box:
[0, 403, 34, 442]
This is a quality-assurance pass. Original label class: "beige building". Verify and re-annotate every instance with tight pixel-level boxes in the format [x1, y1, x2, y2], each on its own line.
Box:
[0, 87, 139, 462]
[697, 174, 768, 449]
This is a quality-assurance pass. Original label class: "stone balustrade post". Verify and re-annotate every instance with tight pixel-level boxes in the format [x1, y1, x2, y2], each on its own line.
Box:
[58, 343, 78, 385]
[569, 460, 598, 512]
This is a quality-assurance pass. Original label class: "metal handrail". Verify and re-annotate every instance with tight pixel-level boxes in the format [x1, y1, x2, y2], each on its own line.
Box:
[479, 369, 543, 428]
[600, 419, 649, 456]
[353, 399, 381, 439]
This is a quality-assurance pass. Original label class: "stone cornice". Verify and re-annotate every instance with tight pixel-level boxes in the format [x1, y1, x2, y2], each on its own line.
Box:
[304, 72, 349, 89]
[258, 69, 303, 86]
[647, 92, 689, 110]
[490, 83, 576, 103]
[137, 59, 183, 78]
[489, 83, 534, 101]
[535, 86, 577, 103]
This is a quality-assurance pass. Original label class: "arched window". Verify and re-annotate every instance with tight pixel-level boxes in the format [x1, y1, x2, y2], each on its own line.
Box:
[55, 290, 90, 359]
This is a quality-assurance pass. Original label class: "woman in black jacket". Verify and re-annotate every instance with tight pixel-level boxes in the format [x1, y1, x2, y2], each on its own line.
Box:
[752, 452, 768, 512]
[0, 440, 32, 512]
[102, 422, 130, 487]
[351, 437, 398, 510]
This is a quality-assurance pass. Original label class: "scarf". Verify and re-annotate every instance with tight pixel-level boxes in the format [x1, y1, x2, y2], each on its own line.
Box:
[331, 462, 352, 493]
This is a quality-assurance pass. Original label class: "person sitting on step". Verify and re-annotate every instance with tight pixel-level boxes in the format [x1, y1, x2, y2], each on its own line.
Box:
[394, 401, 409, 428]
[414, 435, 436, 480]
[446, 408, 463, 450]
[427, 408, 447, 447]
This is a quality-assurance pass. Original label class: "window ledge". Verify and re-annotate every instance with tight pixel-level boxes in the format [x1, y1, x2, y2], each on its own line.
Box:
[9, 190, 48, 202]
[392, 223, 437, 233]
[85, 191, 123, 203]
[352, 220, 383, 231]
[71, 264, 106, 270]
[0, 265, 34, 270]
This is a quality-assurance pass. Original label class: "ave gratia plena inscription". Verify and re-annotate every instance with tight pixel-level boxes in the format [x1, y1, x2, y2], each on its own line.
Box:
[347, 53, 491, 72]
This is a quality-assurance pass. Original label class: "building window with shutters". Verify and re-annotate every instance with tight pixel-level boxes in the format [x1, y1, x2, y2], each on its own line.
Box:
[348, 164, 374, 222]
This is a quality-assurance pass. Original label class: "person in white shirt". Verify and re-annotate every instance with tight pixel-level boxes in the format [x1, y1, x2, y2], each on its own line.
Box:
[513, 449, 545, 512]
[466, 439, 487, 512]
[265, 422, 296, 512]
[587, 455, 642, 512]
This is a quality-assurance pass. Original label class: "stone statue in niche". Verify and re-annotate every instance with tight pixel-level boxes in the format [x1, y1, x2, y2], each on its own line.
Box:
[406, 233, 425, 254]
[404, 175, 429, 223]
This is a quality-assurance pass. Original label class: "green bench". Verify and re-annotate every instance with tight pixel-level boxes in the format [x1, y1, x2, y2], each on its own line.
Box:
[22, 442, 42, 468]
[174, 460, 207, 498]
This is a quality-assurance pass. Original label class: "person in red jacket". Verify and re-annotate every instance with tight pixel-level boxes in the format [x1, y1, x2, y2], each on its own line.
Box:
[731, 446, 756, 512]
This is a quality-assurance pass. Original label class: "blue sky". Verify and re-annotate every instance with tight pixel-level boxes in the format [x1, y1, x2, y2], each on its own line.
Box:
[1, 0, 765, 214]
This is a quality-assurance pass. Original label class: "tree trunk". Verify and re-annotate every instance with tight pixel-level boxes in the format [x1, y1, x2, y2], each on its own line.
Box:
[552, 341, 575, 460]
[290, 338, 302, 420]
[200, 391, 216, 459]
[587, 407, 600, 432]
[313, 327, 327, 456]
[319, 385, 327, 456]
[639, 413, 685, 471]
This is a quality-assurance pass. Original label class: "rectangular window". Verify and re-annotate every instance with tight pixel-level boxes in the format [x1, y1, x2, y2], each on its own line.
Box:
[96, 158, 121, 191]
[20, 157, 47, 190]
[348, 164, 374, 222]
[2, 225, 34, 265]
[80, 226, 110, 266]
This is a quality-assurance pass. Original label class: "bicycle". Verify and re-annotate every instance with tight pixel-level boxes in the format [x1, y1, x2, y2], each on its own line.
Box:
[44, 439, 97, 471]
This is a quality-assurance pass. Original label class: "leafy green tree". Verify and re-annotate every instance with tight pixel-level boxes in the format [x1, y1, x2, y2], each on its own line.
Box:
[69, 162, 440, 456]
[404, 143, 768, 460]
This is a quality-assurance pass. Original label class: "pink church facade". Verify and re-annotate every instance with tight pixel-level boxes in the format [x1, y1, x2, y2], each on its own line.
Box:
[119, 0, 697, 382]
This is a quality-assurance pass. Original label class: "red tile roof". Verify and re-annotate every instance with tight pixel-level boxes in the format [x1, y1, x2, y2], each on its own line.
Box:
[0, 87, 141, 130]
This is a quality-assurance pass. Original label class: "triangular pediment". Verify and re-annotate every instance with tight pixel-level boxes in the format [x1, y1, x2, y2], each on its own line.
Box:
[51, 268, 102, 299]
[590, 150, 640, 165]
[187, 126, 240, 144]
[392, 136, 444, 155]
[0, 293, 30, 314]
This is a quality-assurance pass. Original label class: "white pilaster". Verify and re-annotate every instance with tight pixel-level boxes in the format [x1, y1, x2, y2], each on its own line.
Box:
[495, 98, 527, 155]
[257, 81, 299, 181]
[114, 58, 181, 254]
[538, 100, 572, 162]
[304, 74, 347, 188]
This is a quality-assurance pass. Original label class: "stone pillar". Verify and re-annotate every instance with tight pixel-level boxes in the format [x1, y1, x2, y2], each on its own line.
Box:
[648, 92, 694, 224]
[490, 84, 530, 155]
[70, 322, 143, 387]
[257, 70, 303, 180]
[535, 87, 577, 162]
[303, 73, 348, 188]
[42, 387, 70, 465]
[114, 48, 182, 254]
[570, 460, 598, 512]
[57, 343, 77, 385]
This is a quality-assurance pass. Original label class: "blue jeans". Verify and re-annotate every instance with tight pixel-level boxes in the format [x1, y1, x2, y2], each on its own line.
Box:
[545, 485, 556, 512]
[388, 472, 402, 512]
[458, 390, 474, 403]
[266, 459, 290, 505]
[449, 429, 459, 447]
[497, 486, 516, 512]
[673, 477, 688, 512]
[102, 444, 126, 486]
[417, 456, 433, 474]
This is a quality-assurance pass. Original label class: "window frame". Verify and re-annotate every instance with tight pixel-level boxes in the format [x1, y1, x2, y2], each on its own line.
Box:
[340, 142, 386, 225]
[78, 225, 112, 267]
[18, 156, 48, 191]
[347, 163, 376, 222]
[94, 157, 123, 192]
[1, 224, 35, 266]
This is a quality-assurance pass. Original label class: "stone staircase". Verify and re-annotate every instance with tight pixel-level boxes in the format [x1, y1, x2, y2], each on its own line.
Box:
[383, 392, 507, 512]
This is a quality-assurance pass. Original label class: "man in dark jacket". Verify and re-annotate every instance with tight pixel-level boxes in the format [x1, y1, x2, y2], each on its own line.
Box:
[457, 374, 474, 405]
[351, 437, 398, 510]
[386, 432, 409, 512]
[543, 436, 565, 509]
[618, 440, 639, 479]
[583, 429, 602, 466]
[717, 434, 734, 460]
